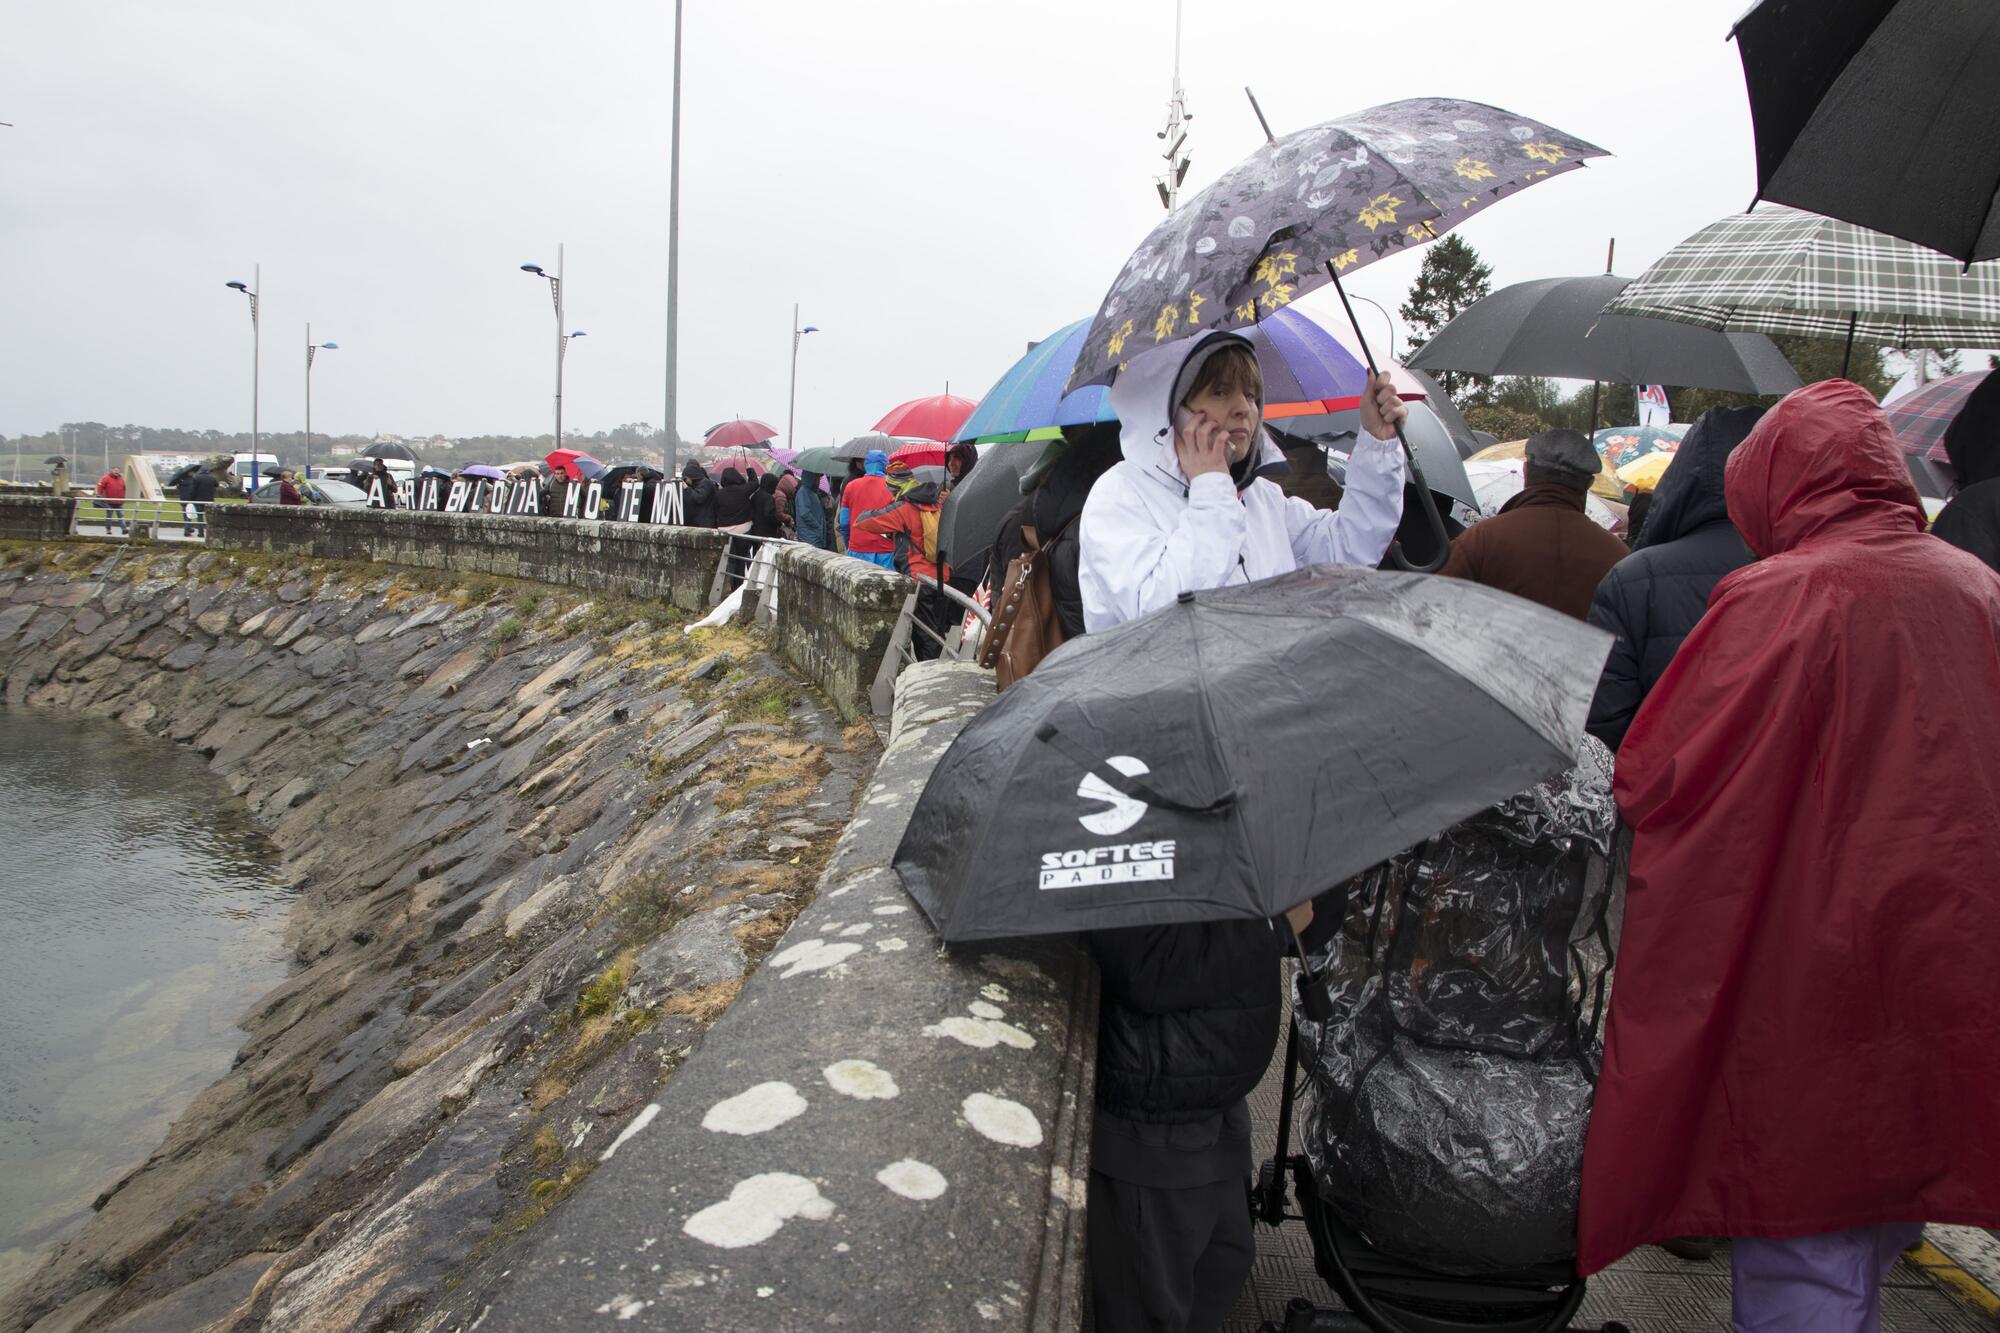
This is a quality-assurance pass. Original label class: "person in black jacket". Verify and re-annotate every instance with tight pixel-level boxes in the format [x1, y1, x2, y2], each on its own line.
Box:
[714, 467, 756, 529]
[1585, 405, 1765, 750]
[989, 423, 1124, 643]
[680, 461, 719, 528]
[186, 465, 221, 538]
[749, 471, 784, 538]
[1930, 371, 2000, 573]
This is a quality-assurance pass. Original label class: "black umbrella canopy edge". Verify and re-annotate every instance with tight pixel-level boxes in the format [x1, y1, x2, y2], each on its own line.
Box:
[893, 567, 1610, 943]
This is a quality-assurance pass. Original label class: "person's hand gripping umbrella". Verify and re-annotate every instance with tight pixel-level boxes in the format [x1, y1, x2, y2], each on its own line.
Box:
[1068, 95, 1609, 570]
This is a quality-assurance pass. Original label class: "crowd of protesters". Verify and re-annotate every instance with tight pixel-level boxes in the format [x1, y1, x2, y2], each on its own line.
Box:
[999, 336, 2000, 1333]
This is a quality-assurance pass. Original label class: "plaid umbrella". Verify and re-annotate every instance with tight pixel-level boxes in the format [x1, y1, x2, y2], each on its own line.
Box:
[1886, 370, 1990, 498]
[1886, 371, 1990, 464]
[1605, 205, 2000, 353]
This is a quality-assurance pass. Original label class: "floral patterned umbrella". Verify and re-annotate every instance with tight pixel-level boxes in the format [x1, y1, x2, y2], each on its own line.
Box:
[1068, 98, 1607, 390]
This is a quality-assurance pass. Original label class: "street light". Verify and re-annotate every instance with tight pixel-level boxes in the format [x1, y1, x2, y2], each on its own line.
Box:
[786, 306, 819, 449]
[520, 247, 578, 450]
[305, 325, 339, 479]
[225, 267, 262, 487]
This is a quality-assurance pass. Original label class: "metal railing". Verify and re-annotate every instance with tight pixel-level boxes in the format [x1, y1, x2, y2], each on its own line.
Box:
[65, 496, 229, 543]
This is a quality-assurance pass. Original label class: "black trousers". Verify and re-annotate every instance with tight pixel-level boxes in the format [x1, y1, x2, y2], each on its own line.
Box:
[1088, 1168, 1255, 1333]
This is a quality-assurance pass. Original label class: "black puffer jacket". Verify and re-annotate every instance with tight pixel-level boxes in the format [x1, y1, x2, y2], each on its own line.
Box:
[1089, 918, 1286, 1123]
[990, 425, 1123, 642]
[680, 463, 718, 528]
[1586, 406, 1763, 750]
[714, 469, 756, 527]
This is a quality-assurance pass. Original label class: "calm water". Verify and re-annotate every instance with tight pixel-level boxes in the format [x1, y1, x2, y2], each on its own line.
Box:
[0, 710, 293, 1296]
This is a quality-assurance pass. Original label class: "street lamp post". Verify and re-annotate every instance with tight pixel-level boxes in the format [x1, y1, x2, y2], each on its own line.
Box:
[785, 306, 819, 450]
[664, 0, 685, 477]
[521, 247, 585, 450]
[225, 267, 261, 487]
[305, 325, 339, 479]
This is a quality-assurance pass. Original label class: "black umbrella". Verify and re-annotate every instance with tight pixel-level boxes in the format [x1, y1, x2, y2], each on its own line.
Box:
[44, 456, 67, 466]
[362, 441, 419, 462]
[937, 439, 1051, 572]
[1070, 97, 1607, 571]
[1406, 273, 1804, 394]
[893, 565, 1610, 942]
[1733, 0, 2000, 264]
[832, 432, 900, 463]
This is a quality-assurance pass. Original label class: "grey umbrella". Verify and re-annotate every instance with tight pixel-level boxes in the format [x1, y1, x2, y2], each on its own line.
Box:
[893, 564, 1609, 942]
[937, 439, 1053, 573]
[831, 432, 901, 462]
[1406, 273, 1804, 394]
[361, 441, 419, 462]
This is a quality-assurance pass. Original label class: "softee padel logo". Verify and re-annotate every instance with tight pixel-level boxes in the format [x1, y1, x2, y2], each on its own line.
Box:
[1038, 755, 1176, 890]
[1039, 839, 1177, 890]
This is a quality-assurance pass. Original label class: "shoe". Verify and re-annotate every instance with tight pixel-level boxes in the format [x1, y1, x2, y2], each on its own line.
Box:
[1660, 1236, 1720, 1262]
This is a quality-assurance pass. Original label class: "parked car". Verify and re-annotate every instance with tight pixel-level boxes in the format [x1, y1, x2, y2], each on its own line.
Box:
[251, 477, 369, 507]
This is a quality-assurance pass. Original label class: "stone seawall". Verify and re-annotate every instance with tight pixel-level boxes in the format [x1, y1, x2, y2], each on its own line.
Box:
[0, 545, 878, 1332]
[0, 543, 1096, 1333]
[0, 497, 71, 543]
[206, 506, 910, 721]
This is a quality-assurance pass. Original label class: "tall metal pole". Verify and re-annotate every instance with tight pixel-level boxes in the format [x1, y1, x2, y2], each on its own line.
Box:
[1157, 0, 1191, 211]
[786, 304, 801, 449]
[305, 322, 313, 478]
[555, 243, 566, 451]
[251, 263, 262, 489]
[663, 0, 684, 476]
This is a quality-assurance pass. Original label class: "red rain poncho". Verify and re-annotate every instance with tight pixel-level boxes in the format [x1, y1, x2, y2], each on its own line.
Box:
[1576, 380, 2000, 1274]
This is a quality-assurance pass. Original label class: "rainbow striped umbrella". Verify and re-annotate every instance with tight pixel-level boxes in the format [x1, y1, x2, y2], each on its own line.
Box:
[954, 309, 1422, 444]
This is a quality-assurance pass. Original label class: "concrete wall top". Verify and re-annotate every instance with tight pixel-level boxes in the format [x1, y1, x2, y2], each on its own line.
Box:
[479, 660, 1093, 1332]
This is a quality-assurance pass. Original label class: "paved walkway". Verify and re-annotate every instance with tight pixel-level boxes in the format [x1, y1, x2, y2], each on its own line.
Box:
[1226, 1007, 1996, 1333]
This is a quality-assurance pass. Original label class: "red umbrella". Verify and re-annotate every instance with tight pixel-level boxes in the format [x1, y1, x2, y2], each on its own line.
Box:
[888, 441, 949, 469]
[545, 448, 605, 481]
[873, 394, 978, 443]
[705, 418, 779, 449]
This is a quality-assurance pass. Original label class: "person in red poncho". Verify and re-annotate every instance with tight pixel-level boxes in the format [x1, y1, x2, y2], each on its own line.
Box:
[1577, 380, 2000, 1330]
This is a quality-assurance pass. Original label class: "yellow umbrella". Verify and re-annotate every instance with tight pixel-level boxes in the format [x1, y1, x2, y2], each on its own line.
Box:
[1616, 452, 1676, 493]
[1469, 439, 1629, 503]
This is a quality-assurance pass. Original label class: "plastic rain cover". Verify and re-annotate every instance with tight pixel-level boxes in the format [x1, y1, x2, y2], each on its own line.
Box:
[1298, 736, 1619, 1275]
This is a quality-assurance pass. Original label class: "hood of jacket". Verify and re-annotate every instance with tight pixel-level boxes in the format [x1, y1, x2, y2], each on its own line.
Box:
[1637, 405, 1765, 551]
[681, 461, 708, 484]
[1944, 371, 2000, 490]
[1726, 380, 1927, 558]
[864, 450, 888, 476]
[1105, 331, 1282, 493]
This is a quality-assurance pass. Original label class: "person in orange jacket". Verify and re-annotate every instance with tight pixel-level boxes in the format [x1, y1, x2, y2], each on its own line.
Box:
[854, 459, 952, 657]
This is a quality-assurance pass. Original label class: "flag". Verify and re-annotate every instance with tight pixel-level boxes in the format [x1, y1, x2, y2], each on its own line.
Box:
[1637, 385, 1671, 427]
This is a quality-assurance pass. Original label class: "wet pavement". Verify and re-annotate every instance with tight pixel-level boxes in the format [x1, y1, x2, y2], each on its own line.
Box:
[1225, 995, 1996, 1333]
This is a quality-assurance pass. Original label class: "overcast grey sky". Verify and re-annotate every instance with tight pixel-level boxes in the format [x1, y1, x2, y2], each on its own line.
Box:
[2, 0, 1765, 445]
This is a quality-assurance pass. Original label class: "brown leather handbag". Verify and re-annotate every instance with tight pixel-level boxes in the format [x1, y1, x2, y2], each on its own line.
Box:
[979, 518, 1075, 691]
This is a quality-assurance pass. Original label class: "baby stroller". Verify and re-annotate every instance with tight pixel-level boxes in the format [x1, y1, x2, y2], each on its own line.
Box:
[1249, 741, 1629, 1333]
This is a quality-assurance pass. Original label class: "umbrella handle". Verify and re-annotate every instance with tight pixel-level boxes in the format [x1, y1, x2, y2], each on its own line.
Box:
[1326, 262, 1452, 573]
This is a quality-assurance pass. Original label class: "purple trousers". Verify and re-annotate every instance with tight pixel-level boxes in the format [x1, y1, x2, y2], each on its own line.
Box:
[1731, 1222, 1925, 1333]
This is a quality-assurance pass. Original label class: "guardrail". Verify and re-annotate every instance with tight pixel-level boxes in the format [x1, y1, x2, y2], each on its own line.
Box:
[66, 496, 230, 543]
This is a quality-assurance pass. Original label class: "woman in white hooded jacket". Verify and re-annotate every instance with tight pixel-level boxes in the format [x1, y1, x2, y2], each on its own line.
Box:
[1079, 329, 1408, 630]
[1076, 329, 1407, 1333]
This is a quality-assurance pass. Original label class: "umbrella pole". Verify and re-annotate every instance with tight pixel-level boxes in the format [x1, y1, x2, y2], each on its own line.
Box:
[1841, 312, 1857, 379]
[1327, 262, 1452, 572]
[1587, 381, 1602, 439]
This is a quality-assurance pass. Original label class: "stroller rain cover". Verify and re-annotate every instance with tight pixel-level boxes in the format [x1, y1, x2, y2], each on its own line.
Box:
[1298, 738, 1619, 1275]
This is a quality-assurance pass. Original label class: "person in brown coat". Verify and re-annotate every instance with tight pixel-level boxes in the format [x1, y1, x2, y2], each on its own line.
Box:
[1441, 429, 1628, 620]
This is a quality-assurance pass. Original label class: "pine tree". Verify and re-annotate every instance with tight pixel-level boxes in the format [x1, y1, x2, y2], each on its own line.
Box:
[1400, 234, 1494, 403]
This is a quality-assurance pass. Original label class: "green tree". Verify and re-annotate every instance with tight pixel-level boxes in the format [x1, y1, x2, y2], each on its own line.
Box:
[1400, 234, 1493, 404]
